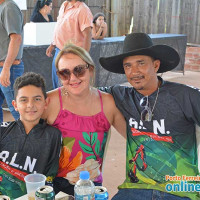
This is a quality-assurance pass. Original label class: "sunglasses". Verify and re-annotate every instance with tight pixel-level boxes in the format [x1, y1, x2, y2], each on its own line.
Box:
[57, 64, 89, 81]
[140, 96, 153, 121]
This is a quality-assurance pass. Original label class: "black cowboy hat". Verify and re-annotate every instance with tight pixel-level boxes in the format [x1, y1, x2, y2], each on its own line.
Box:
[99, 33, 180, 74]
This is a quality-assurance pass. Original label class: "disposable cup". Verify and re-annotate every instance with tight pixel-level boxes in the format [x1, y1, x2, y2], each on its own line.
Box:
[24, 173, 46, 200]
[0, 195, 10, 200]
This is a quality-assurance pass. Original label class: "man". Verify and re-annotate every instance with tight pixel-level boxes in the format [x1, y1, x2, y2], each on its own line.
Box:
[46, 0, 93, 89]
[0, 0, 24, 123]
[0, 72, 62, 199]
[99, 33, 200, 200]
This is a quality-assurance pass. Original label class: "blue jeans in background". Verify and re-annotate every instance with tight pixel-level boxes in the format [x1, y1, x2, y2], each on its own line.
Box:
[111, 189, 191, 200]
[0, 62, 24, 122]
[52, 48, 60, 89]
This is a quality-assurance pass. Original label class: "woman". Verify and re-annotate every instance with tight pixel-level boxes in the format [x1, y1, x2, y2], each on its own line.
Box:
[43, 43, 126, 195]
[30, 0, 53, 22]
[92, 12, 107, 40]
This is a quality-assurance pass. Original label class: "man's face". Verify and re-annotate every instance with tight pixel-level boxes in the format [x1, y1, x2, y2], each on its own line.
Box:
[123, 55, 160, 92]
[12, 85, 48, 125]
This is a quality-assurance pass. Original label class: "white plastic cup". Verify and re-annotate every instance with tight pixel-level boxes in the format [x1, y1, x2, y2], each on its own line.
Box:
[0, 195, 10, 200]
[24, 173, 46, 200]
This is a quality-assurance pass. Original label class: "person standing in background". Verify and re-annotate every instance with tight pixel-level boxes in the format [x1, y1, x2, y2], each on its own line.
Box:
[0, 0, 24, 122]
[30, 0, 53, 23]
[46, 0, 93, 89]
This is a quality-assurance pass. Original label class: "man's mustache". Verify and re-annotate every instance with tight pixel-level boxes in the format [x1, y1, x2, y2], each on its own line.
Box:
[130, 75, 144, 80]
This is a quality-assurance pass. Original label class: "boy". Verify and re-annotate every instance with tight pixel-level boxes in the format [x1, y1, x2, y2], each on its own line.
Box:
[0, 72, 62, 199]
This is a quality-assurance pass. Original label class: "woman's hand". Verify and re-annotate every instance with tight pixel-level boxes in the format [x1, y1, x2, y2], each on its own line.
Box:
[100, 22, 106, 29]
[65, 159, 100, 185]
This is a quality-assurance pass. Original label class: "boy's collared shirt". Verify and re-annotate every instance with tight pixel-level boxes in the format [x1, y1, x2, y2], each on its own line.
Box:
[0, 119, 62, 199]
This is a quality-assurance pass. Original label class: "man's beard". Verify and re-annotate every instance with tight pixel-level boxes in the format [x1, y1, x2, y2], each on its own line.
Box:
[133, 85, 144, 91]
[129, 76, 145, 91]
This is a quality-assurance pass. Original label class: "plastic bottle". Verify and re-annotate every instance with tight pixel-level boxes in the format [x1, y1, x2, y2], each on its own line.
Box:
[74, 171, 95, 200]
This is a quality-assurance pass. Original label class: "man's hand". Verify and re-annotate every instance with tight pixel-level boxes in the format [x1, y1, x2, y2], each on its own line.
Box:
[82, 27, 92, 52]
[46, 44, 55, 57]
[0, 68, 11, 87]
[0, 33, 22, 87]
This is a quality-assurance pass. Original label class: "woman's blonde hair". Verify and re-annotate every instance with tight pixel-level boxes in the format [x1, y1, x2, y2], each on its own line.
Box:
[55, 43, 95, 85]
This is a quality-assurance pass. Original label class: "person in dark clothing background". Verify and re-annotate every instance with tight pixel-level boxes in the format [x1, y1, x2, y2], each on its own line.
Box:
[30, 0, 53, 22]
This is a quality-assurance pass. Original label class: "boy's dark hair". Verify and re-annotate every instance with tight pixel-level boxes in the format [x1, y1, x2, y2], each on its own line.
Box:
[14, 72, 47, 99]
[93, 12, 106, 24]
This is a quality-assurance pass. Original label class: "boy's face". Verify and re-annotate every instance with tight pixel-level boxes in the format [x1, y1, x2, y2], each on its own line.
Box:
[12, 85, 48, 124]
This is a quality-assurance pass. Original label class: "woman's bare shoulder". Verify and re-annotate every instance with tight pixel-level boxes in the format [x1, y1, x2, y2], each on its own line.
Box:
[99, 90, 115, 106]
[47, 88, 61, 107]
[42, 88, 60, 122]
[47, 88, 59, 98]
[100, 90, 113, 98]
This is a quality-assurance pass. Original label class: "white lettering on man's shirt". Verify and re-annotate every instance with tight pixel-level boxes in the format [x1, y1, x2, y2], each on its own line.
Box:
[153, 119, 166, 134]
[129, 118, 170, 135]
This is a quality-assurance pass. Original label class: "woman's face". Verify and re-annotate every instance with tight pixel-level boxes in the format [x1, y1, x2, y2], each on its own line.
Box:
[45, 3, 52, 14]
[57, 53, 93, 96]
[96, 16, 105, 26]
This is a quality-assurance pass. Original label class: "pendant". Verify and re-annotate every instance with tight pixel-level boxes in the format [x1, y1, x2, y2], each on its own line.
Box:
[145, 111, 153, 122]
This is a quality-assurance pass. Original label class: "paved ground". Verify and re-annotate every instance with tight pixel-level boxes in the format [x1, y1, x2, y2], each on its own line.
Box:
[3, 70, 200, 199]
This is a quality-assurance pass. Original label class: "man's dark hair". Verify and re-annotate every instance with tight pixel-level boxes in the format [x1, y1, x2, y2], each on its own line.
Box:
[14, 72, 47, 99]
